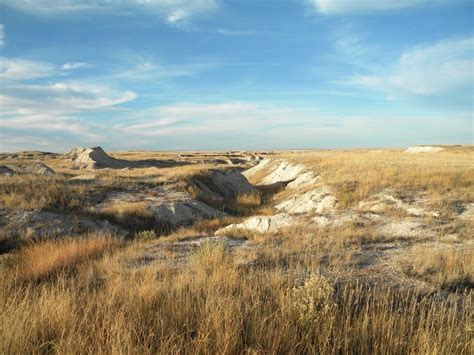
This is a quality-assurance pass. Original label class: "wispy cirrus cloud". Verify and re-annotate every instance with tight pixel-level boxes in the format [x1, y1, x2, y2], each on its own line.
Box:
[0, 57, 56, 80]
[114, 101, 347, 139]
[145, 0, 219, 27]
[2, 98, 471, 151]
[108, 101, 471, 150]
[1, 82, 136, 132]
[353, 36, 474, 97]
[114, 57, 209, 81]
[0, 0, 219, 27]
[309, 0, 428, 14]
[0, 55, 136, 139]
[1, 57, 95, 81]
[61, 62, 94, 71]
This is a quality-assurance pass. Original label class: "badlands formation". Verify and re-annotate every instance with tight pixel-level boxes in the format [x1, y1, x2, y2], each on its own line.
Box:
[66, 146, 264, 170]
[0, 145, 471, 263]
[1, 145, 472, 353]
[0, 147, 264, 246]
[215, 156, 441, 237]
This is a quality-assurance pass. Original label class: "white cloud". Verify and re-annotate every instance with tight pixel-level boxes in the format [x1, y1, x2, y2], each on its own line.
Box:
[310, 0, 427, 14]
[0, 58, 96, 81]
[2, 98, 471, 151]
[115, 102, 332, 137]
[0, 24, 5, 47]
[49, 82, 136, 108]
[0, 57, 56, 80]
[353, 37, 474, 96]
[0, 81, 136, 136]
[0, 55, 135, 141]
[61, 62, 94, 70]
[115, 58, 203, 80]
[0, 0, 219, 26]
[107, 101, 471, 151]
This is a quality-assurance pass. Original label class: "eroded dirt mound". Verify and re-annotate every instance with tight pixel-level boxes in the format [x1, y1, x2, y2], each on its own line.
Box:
[190, 169, 258, 206]
[286, 172, 321, 189]
[151, 200, 222, 225]
[221, 157, 443, 240]
[242, 157, 272, 179]
[0, 209, 124, 252]
[18, 163, 55, 176]
[0, 150, 57, 161]
[0, 163, 55, 176]
[207, 169, 257, 199]
[216, 213, 297, 234]
[67, 146, 192, 170]
[276, 187, 336, 214]
[244, 158, 305, 185]
[97, 168, 256, 227]
[67, 146, 130, 169]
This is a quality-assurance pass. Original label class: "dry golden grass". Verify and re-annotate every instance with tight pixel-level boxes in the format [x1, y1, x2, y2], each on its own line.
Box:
[99, 201, 153, 219]
[1, 241, 471, 354]
[10, 235, 121, 282]
[153, 216, 247, 245]
[192, 215, 245, 234]
[282, 148, 474, 212]
[96, 201, 164, 235]
[402, 245, 474, 289]
[226, 190, 264, 215]
[97, 164, 214, 182]
[235, 191, 262, 208]
[0, 175, 91, 210]
[1, 148, 472, 353]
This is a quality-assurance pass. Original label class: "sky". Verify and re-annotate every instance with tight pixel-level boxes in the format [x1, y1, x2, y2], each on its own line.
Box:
[0, 0, 473, 152]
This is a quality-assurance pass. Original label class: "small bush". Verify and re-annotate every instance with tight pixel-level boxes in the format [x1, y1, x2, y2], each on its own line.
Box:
[287, 274, 335, 326]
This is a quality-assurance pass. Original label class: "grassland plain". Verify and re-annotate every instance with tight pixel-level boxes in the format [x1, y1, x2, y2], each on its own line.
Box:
[0, 146, 472, 354]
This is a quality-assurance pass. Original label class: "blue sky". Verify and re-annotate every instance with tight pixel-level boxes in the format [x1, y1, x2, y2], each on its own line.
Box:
[0, 0, 472, 152]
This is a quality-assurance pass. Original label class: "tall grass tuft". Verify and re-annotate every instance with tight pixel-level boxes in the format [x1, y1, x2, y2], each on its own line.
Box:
[11, 235, 121, 282]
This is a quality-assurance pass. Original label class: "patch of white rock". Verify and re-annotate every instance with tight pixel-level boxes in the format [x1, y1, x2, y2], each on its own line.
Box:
[404, 146, 444, 153]
[216, 156, 446, 240]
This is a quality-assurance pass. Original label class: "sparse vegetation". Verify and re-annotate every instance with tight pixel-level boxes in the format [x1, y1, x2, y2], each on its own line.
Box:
[0, 147, 472, 353]
[0, 176, 92, 210]
[401, 245, 474, 289]
[282, 148, 474, 212]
